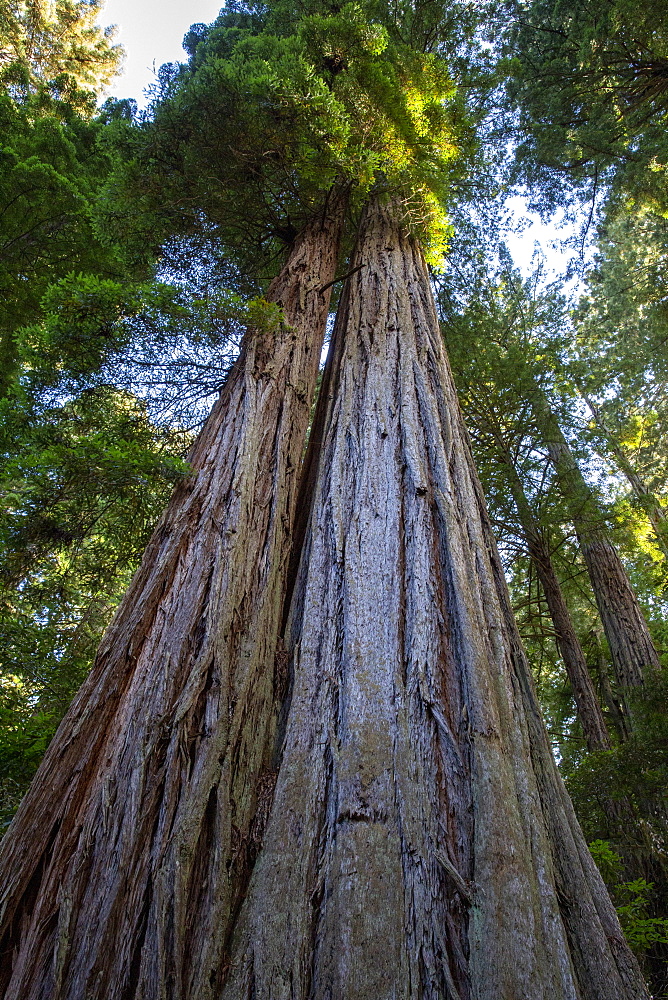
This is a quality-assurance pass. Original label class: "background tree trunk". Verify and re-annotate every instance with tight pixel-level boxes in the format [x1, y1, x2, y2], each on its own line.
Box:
[0, 188, 348, 1000]
[220, 196, 649, 1000]
[497, 445, 611, 750]
[595, 635, 633, 742]
[531, 391, 660, 687]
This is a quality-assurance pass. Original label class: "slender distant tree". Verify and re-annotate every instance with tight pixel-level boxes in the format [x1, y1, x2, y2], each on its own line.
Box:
[484, 417, 611, 749]
[441, 229, 668, 993]
[531, 388, 662, 688]
[572, 207, 668, 564]
[442, 258, 662, 690]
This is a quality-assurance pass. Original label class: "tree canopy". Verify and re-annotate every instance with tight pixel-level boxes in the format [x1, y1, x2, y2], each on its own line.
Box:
[1, 0, 122, 104]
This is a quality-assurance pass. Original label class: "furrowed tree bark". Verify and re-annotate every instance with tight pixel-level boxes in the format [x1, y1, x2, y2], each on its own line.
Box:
[0, 186, 348, 1000]
[531, 390, 660, 688]
[495, 443, 611, 751]
[220, 196, 649, 1000]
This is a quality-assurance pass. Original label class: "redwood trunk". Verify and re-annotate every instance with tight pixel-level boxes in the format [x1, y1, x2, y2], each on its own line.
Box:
[499, 449, 610, 750]
[531, 539, 611, 749]
[220, 198, 648, 1000]
[596, 637, 633, 742]
[0, 188, 347, 1000]
[532, 393, 660, 687]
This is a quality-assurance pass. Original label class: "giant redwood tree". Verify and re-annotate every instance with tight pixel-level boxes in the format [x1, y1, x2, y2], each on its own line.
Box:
[0, 3, 469, 995]
[0, 187, 348, 1000]
[0, 1, 655, 998]
[218, 193, 648, 1000]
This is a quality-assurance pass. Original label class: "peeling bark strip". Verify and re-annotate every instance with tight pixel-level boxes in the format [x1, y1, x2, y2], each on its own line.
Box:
[0, 187, 348, 1000]
[221, 197, 649, 1000]
[531, 391, 660, 688]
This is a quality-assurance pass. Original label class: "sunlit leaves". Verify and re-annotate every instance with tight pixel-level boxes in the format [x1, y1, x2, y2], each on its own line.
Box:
[0, 0, 122, 107]
[101, 0, 469, 276]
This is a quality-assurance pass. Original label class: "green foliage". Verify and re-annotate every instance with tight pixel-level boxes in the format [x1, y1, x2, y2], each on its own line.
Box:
[564, 674, 668, 989]
[590, 841, 668, 955]
[589, 838, 624, 882]
[0, 672, 60, 830]
[16, 273, 280, 389]
[0, 0, 123, 106]
[566, 670, 668, 822]
[0, 387, 187, 580]
[0, 90, 131, 393]
[617, 879, 668, 954]
[506, 0, 668, 211]
[0, 384, 189, 820]
[100, 1, 469, 276]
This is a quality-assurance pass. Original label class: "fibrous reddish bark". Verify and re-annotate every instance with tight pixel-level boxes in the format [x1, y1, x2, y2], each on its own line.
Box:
[221, 196, 648, 1000]
[0, 188, 348, 1000]
[498, 447, 611, 750]
[531, 393, 660, 688]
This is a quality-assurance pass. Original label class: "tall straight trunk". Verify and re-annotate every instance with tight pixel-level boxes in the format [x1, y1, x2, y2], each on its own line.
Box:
[496, 445, 611, 750]
[0, 187, 348, 1000]
[220, 197, 648, 1000]
[531, 391, 660, 687]
[595, 635, 633, 742]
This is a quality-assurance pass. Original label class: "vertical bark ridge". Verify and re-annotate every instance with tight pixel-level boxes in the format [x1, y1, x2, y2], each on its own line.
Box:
[0, 187, 349, 1000]
[220, 195, 649, 1000]
[531, 391, 660, 688]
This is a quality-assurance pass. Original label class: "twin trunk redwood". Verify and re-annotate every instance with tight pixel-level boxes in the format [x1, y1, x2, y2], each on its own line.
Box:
[0, 189, 347, 1000]
[0, 192, 649, 1000]
[531, 391, 661, 688]
[220, 198, 648, 999]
